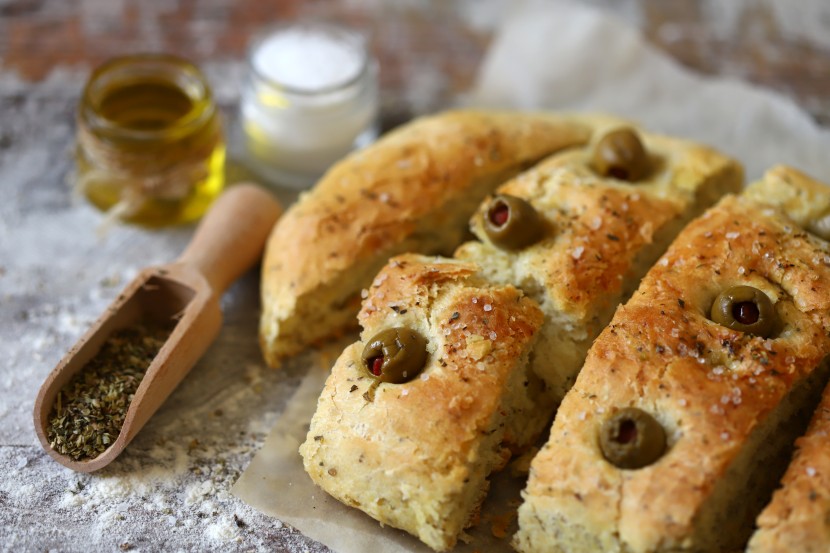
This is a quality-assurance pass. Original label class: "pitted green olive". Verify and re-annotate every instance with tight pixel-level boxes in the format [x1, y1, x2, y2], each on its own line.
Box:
[361, 327, 428, 384]
[599, 407, 666, 469]
[483, 194, 545, 251]
[593, 127, 649, 181]
[710, 285, 776, 337]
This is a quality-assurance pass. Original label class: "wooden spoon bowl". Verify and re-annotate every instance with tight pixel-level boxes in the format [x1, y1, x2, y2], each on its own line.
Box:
[33, 183, 282, 472]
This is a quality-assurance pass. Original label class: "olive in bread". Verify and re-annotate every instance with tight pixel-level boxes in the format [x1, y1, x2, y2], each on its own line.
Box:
[513, 165, 830, 553]
[259, 110, 593, 367]
[299, 253, 546, 552]
[455, 124, 744, 400]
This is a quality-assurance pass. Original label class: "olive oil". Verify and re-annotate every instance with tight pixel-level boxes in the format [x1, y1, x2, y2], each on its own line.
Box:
[76, 55, 225, 227]
[98, 81, 195, 130]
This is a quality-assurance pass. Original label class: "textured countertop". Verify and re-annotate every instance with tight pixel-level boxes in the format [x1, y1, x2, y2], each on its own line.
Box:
[1, 1, 829, 552]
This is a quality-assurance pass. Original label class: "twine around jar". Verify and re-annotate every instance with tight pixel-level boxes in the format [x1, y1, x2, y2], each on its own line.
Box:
[74, 114, 220, 228]
[73, 53, 225, 229]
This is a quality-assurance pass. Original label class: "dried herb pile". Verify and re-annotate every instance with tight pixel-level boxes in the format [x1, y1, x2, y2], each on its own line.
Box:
[47, 323, 170, 461]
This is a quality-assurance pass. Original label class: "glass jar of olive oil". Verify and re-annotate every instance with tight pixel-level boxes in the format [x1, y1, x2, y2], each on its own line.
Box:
[75, 54, 225, 227]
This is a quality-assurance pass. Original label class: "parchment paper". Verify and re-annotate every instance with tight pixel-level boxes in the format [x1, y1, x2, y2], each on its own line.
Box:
[232, 2, 830, 552]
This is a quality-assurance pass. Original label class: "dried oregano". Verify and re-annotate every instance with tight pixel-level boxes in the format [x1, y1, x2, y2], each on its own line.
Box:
[47, 323, 170, 461]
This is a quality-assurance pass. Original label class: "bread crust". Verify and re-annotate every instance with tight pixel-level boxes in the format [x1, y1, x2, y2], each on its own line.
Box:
[259, 110, 593, 366]
[515, 166, 830, 553]
[300, 253, 545, 551]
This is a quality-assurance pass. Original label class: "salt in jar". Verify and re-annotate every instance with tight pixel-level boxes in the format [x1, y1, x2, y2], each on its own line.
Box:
[238, 22, 379, 189]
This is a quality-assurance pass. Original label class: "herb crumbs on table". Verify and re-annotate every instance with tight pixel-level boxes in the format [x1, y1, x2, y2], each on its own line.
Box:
[46, 323, 171, 461]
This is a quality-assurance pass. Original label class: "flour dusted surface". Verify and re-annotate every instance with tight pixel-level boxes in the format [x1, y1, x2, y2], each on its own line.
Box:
[0, 66, 329, 552]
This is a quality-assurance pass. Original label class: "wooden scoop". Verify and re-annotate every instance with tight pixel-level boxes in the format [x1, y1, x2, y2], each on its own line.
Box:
[33, 183, 282, 472]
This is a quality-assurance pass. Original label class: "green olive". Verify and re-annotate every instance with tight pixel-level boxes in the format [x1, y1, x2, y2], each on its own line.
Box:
[710, 285, 776, 337]
[483, 194, 545, 251]
[593, 127, 649, 181]
[361, 327, 428, 384]
[599, 407, 666, 469]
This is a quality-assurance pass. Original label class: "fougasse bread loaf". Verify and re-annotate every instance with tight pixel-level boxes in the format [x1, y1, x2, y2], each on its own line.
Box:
[299, 253, 546, 552]
[455, 123, 743, 400]
[259, 110, 593, 367]
[514, 165, 830, 553]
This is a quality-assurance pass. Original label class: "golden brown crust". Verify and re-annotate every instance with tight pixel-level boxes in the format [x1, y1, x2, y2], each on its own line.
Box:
[300, 253, 545, 551]
[259, 110, 593, 366]
[515, 166, 830, 553]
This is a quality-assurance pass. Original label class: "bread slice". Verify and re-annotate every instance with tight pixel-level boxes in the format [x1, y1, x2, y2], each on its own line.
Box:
[455, 124, 743, 400]
[746, 382, 830, 553]
[259, 110, 593, 366]
[299, 253, 545, 552]
[514, 166, 830, 553]
[743, 167, 830, 553]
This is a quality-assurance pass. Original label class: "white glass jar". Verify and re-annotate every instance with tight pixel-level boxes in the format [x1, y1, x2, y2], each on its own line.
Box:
[239, 22, 379, 189]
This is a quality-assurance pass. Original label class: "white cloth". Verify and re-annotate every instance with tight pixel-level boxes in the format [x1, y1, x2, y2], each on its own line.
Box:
[469, 1, 830, 182]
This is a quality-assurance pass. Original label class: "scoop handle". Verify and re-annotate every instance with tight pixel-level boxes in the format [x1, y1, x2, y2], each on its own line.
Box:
[177, 183, 283, 293]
